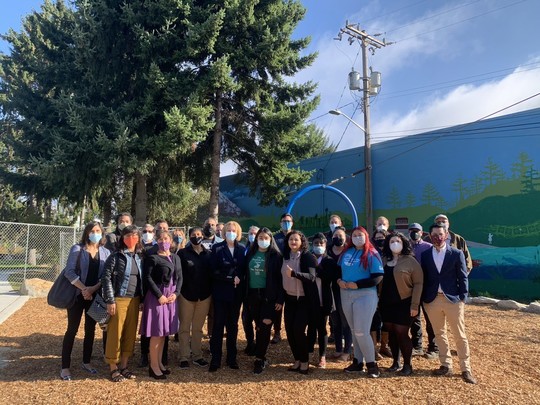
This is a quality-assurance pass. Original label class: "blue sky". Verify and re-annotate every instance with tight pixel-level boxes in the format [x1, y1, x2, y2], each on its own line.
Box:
[2, 0, 540, 174]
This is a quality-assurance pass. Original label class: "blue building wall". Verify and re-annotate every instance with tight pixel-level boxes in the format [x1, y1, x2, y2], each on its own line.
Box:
[221, 108, 540, 302]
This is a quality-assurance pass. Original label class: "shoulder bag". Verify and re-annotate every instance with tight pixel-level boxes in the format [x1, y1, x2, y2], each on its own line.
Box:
[87, 293, 110, 325]
[47, 249, 82, 309]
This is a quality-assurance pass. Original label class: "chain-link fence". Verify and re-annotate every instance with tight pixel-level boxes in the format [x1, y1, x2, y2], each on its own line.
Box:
[0, 221, 78, 291]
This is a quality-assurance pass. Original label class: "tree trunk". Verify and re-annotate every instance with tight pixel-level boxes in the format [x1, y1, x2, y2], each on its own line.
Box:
[101, 188, 113, 229]
[209, 92, 222, 220]
[134, 171, 147, 226]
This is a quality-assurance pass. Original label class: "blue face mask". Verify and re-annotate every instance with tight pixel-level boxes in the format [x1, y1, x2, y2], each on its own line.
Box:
[313, 245, 325, 255]
[89, 233, 102, 244]
[248, 234, 256, 243]
[226, 231, 237, 242]
[173, 236, 183, 244]
[281, 221, 292, 231]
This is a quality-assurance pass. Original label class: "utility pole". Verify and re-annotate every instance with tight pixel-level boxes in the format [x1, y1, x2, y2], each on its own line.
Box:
[336, 22, 390, 233]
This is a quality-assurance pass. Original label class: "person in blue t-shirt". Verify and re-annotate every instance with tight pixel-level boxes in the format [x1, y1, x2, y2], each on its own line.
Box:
[338, 226, 384, 378]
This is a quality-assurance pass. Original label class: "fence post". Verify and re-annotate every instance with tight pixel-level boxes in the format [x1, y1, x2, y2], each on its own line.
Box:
[24, 223, 30, 283]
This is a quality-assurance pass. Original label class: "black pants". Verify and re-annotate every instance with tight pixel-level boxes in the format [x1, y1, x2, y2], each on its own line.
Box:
[210, 298, 242, 366]
[241, 301, 255, 345]
[247, 289, 274, 360]
[307, 307, 328, 357]
[410, 304, 438, 352]
[284, 295, 310, 363]
[273, 306, 283, 334]
[61, 294, 96, 369]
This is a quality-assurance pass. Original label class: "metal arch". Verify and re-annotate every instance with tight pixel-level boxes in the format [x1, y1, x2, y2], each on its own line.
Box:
[286, 184, 358, 227]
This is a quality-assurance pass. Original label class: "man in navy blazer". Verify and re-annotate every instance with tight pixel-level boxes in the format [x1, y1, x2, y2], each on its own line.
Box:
[421, 222, 477, 384]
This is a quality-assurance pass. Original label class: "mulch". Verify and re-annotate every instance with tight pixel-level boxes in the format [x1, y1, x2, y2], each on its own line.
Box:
[0, 298, 539, 404]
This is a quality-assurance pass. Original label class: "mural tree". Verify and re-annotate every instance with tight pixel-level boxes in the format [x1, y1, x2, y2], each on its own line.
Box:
[387, 186, 401, 209]
[405, 192, 416, 208]
[521, 166, 540, 194]
[451, 175, 469, 204]
[481, 157, 506, 186]
[511, 152, 533, 180]
[421, 182, 445, 208]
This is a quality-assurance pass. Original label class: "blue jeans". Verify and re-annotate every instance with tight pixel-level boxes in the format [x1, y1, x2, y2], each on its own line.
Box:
[340, 288, 378, 364]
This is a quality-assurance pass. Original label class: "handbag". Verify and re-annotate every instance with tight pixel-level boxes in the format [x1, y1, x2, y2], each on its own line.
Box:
[87, 293, 110, 325]
[47, 249, 82, 309]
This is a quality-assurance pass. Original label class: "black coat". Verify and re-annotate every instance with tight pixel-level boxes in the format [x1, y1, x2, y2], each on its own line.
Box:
[210, 241, 246, 302]
[315, 254, 337, 316]
[178, 244, 212, 301]
[144, 254, 182, 299]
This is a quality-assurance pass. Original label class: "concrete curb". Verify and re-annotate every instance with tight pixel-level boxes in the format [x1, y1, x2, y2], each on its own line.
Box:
[0, 292, 30, 325]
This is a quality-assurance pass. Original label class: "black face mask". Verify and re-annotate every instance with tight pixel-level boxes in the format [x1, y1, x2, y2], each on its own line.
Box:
[374, 239, 385, 249]
[409, 231, 421, 241]
[332, 237, 345, 247]
[190, 236, 203, 246]
[203, 224, 215, 238]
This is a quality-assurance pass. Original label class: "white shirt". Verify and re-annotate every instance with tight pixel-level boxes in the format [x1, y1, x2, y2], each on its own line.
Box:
[432, 243, 447, 293]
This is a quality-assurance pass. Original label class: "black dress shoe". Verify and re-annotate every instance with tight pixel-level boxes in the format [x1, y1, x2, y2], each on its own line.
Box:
[398, 365, 413, 376]
[432, 365, 452, 376]
[208, 364, 219, 372]
[160, 368, 171, 375]
[227, 362, 239, 370]
[387, 362, 401, 372]
[148, 368, 166, 380]
[462, 371, 477, 384]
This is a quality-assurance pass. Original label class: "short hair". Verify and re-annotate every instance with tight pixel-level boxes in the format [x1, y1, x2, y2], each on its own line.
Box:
[188, 226, 203, 237]
[332, 226, 346, 235]
[329, 214, 342, 223]
[225, 221, 242, 241]
[429, 222, 448, 233]
[312, 232, 327, 243]
[156, 229, 172, 240]
[248, 225, 260, 233]
[116, 212, 133, 224]
[154, 219, 168, 227]
[280, 213, 294, 221]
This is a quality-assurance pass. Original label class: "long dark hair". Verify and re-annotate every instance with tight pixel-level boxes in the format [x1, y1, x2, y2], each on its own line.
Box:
[382, 231, 413, 260]
[344, 226, 379, 269]
[247, 227, 281, 258]
[80, 221, 106, 246]
[118, 225, 143, 253]
[283, 230, 309, 259]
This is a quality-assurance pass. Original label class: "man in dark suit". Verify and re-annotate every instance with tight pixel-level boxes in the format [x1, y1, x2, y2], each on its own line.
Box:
[421, 223, 477, 384]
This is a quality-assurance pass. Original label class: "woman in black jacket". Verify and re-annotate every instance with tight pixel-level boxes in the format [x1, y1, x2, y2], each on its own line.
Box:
[177, 227, 213, 369]
[102, 225, 144, 382]
[208, 221, 246, 372]
[244, 227, 284, 374]
[282, 230, 318, 374]
[140, 230, 182, 380]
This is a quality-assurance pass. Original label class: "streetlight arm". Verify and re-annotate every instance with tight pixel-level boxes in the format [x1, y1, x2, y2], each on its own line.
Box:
[328, 109, 366, 133]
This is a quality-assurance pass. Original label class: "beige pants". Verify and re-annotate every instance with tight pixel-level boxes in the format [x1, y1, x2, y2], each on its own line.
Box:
[178, 294, 211, 362]
[105, 296, 140, 365]
[424, 294, 471, 372]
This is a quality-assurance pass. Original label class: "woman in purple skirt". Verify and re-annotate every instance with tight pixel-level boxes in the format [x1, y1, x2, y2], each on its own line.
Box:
[140, 230, 182, 380]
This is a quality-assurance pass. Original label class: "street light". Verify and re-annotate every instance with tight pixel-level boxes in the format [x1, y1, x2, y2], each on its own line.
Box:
[329, 108, 373, 232]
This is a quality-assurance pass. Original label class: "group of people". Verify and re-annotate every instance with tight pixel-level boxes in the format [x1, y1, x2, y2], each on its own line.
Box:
[59, 211, 477, 384]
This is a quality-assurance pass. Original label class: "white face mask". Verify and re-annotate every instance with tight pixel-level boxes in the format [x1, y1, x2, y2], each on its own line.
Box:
[329, 223, 339, 232]
[376, 224, 388, 232]
[142, 232, 154, 243]
[390, 241, 403, 254]
[352, 235, 365, 247]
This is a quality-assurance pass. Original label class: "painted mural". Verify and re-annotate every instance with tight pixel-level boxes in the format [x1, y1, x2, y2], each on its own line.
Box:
[220, 108, 540, 302]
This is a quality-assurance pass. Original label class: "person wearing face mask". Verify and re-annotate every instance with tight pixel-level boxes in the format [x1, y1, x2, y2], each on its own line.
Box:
[208, 221, 246, 372]
[375, 216, 391, 233]
[271, 213, 294, 344]
[379, 232, 423, 376]
[408, 223, 437, 359]
[324, 214, 343, 247]
[338, 226, 383, 378]
[421, 223, 476, 384]
[140, 230, 182, 380]
[172, 229, 186, 254]
[326, 227, 353, 362]
[201, 217, 219, 250]
[307, 233, 333, 368]
[243, 227, 284, 374]
[105, 213, 133, 252]
[177, 227, 212, 369]
[141, 224, 156, 250]
[60, 221, 111, 381]
[102, 225, 144, 382]
[282, 230, 318, 375]
[242, 225, 260, 355]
